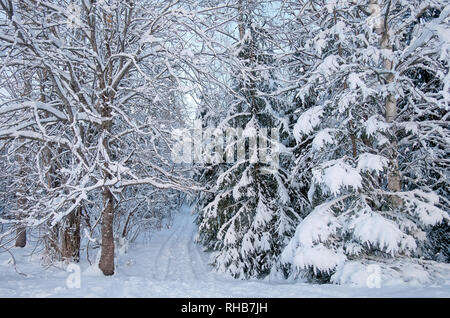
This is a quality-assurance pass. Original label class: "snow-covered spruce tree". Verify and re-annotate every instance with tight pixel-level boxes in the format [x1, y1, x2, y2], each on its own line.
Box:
[196, 0, 301, 279]
[277, 0, 449, 283]
[394, 5, 450, 263]
[193, 91, 233, 248]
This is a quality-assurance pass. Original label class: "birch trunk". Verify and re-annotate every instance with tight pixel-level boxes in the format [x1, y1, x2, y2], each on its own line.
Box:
[371, 0, 402, 206]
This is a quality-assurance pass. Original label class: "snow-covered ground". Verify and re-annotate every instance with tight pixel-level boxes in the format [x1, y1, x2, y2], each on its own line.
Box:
[0, 206, 449, 298]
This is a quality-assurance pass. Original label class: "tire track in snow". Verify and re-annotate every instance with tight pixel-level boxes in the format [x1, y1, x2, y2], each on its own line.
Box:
[188, 224, 210, 281]
[151, 208, 212, 283]
[166, 213, 197, 281]
[163, 217, 188, 281]
[152, 217, 184, 281]
[185, 215, 205, 281]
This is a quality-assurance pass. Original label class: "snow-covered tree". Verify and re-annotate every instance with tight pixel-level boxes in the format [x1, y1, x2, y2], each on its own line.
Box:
[196, 0, 302, 279]
[0, 0, 211, 274]
[278, 0, 449, 283]
[0, 0, 448, 284]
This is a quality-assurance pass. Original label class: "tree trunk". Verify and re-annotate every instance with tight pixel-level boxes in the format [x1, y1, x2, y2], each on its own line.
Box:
[15, 168, 27, 247]
[61, 206, 81, 262]
[238, 0, 245, 40]
[15, 226, 26, 248]
[15, 66, 33, 248]
[44, 223, 60, 260]
[96, 12, 117, 276]
[371, 0, 402, 206]
[98, 95, 115, 275]
[99, 187, 115, 275]
[15, 155, 27, 248]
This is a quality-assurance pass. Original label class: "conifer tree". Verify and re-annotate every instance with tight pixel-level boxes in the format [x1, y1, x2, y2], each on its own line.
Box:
[196, 0, 301, 279]
[278, 0, 449, 282]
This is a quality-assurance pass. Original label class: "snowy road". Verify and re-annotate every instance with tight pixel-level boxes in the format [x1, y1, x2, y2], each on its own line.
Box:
[0, 206, 449, 297]
[150, 206, 209, 282]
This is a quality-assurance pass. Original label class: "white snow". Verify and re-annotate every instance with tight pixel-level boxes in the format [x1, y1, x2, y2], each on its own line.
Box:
[293, 106, 324, 140]
[0, 206, 449, 298]
[331, 261, 371, 287]
[293, 244, 347, 275]
[284, 204, 339, 249]
[331, 260, 450, 288]
[364, 115, 390, 137]
[348, 211, 417, 256]
[280, 202, 346, 274]
[357, 153, 389, 174]
[316, 55, 339, 77]
[400, 190, 450, 226]
[312, 160, 362, 196]
[347, 73, 371, 98]
[312, 129, 335, 151]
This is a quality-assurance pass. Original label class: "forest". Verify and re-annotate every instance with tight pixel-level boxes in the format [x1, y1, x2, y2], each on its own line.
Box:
[0, 0, 448, 296]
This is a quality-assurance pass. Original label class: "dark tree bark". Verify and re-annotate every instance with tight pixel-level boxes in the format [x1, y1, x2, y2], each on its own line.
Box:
[15, 162, 27, 248]
[99, 187, 115, 275]
[15, 65, 32, 248]
[61, 207, 82, 262]
[98, 88, 115, 275]
[15, 226, 26, 248]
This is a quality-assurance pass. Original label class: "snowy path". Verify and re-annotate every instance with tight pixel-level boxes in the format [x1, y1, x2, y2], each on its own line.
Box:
[0, 206, 449, 298]
[150, 207, 207, 282]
